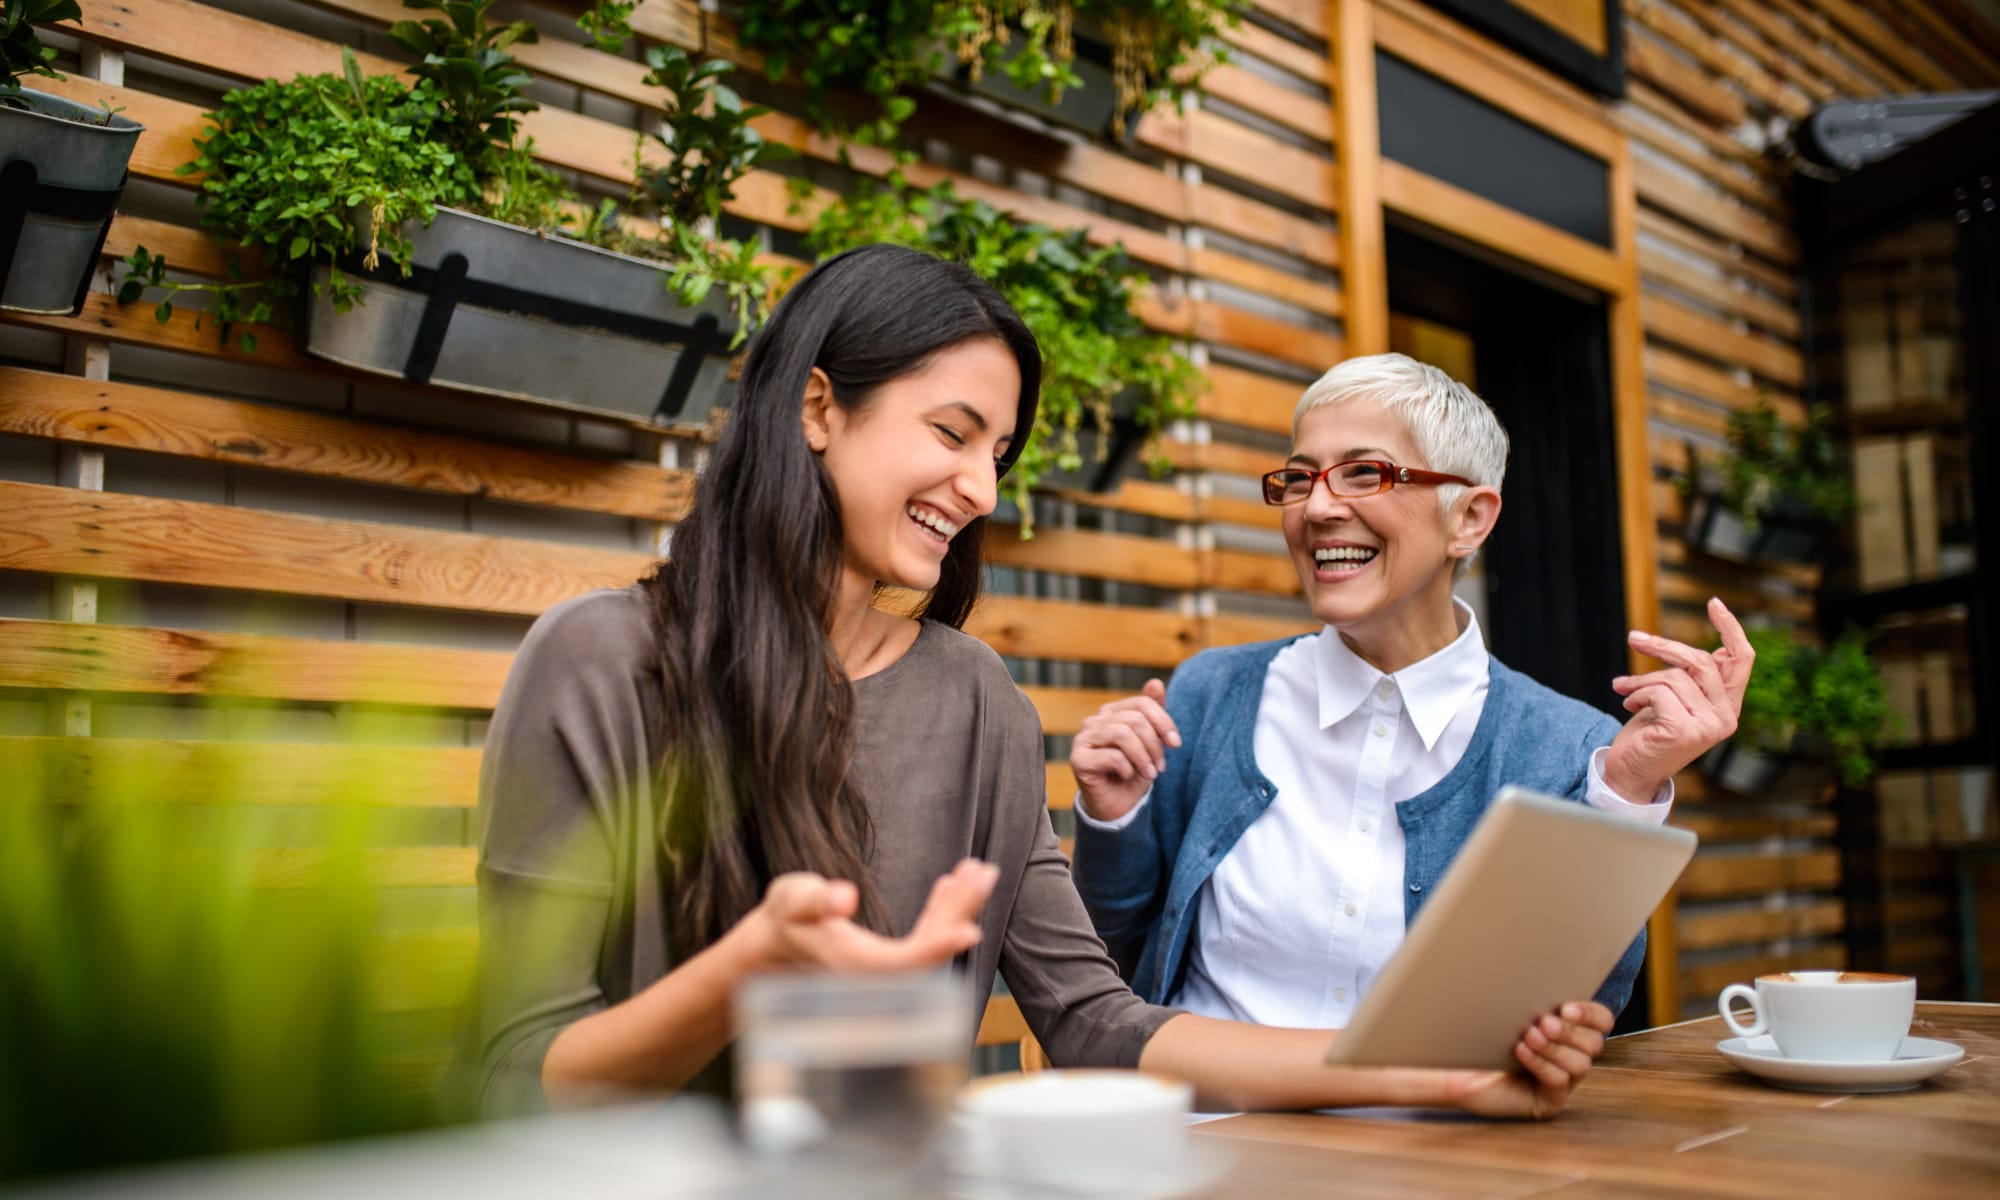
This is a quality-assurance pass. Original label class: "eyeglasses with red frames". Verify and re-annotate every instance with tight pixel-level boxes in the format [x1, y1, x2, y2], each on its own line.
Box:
[1261, 460, 1476, 506]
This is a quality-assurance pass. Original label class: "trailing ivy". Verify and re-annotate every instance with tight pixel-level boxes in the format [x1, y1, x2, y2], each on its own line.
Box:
[808, 176, 1202, 531]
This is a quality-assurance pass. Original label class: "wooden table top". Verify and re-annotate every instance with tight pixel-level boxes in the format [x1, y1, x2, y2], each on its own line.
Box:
[1192, 1002, 2000, 1199]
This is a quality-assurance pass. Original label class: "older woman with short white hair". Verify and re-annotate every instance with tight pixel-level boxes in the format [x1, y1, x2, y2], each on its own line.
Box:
[1072, 352, 1751, 1034]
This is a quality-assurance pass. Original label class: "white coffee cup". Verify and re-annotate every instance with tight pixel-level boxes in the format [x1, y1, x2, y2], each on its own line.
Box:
[956, 1070, 1193, 1195]
[1717, 970, 1915, 1061]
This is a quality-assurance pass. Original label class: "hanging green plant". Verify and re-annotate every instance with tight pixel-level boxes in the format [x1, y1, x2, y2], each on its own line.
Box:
[808, 176, 1203, 533]
[115, 1, 781, 357]
[727, 0, 1237, 147]
[1720, 624, 1894, 788]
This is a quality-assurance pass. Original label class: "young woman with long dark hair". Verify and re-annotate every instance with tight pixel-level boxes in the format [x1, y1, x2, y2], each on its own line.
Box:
[470, 245, 1612, 1120]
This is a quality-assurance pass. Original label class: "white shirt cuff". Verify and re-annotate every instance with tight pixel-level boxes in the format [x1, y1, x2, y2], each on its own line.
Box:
[1584, 746, 1673, 823]
[1073, 788, 1153, 832]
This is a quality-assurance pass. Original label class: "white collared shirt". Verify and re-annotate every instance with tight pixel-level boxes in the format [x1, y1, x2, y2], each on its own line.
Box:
[1078, 602, 1671, 1028]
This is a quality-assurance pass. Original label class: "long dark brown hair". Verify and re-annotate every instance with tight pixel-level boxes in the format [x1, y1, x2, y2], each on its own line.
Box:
[643, 244, 1041, 954]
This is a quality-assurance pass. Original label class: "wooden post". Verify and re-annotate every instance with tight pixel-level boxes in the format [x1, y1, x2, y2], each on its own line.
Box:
[1334, 0, 1388, 357]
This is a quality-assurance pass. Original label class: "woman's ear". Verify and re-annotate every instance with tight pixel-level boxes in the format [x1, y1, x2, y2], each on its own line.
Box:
[800, 367, 835, 453]
[1447, 486, 1502, 560]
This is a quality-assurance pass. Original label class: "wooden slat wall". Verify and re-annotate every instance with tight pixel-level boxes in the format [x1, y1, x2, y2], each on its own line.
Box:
[1617, 0, 1999, 1017]
[0, 0, 1336, 1072]
[9, 0, 1993, 1055]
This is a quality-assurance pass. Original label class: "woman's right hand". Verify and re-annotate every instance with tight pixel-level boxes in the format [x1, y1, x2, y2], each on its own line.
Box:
[1071, 678, 1181, 823]
[746, 858, 999, 972]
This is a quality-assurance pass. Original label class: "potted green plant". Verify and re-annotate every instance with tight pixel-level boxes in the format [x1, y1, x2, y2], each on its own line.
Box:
[807, 175, 1203, 533]
[1699, 624, 1806, 794]
[1799, 630, 1895, 788]
[727, 0, 1237, 147]
[0, 0, 143, 316]
[1681, 400, 1857, 566]
[949, 0, 1239, 139]
[1, 740, 457, 1181]
[1698, 626, 1893, 794]
[115, 1, 782, 429]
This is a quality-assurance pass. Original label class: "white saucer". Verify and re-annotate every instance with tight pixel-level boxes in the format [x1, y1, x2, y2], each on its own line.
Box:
[948, 1139, 1232, 1200]
[1716, 1035, 1965, 1093]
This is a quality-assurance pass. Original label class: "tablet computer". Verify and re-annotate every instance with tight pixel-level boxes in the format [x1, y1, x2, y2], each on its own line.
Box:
[1323, 786, 1697, 1070]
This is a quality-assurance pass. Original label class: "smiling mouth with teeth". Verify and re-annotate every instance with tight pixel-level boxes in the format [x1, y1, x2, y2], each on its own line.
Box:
[1314, 546, 1379, 570]
[906, 503, 960, 543]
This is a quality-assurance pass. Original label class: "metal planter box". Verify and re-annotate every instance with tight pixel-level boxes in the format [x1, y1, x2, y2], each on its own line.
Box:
[1684, 488, 1828, 567]
[0, 89, 142, 315]
[300, 206, 737, 429]
[1699, 739, 1793, 796]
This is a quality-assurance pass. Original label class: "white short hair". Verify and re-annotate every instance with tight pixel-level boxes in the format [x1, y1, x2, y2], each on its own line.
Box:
[1292, 352, 1509, 578]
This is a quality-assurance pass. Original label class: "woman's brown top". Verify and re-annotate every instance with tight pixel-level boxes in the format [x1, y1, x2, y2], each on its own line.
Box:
[469, 587, 1178, 1115]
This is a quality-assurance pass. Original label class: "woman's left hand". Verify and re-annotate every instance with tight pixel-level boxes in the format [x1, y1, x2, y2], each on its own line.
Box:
[1444, 1001, 1614, 1120]
[1603, 597, 1754, 804]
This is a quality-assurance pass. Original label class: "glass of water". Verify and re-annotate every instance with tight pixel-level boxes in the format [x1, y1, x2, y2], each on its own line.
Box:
[735, 970, 973, 1197]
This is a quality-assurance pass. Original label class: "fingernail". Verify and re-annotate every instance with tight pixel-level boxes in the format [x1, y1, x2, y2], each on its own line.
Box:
[1612, 676, 1630, 687]
[1142, 762, 1158, 780]
[1167, 731, 1182, 748]
[1629, 630, 1652, 642]
[1562, 1003, 1581, 1021]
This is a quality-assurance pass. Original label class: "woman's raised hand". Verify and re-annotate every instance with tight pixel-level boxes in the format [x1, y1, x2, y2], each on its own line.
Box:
[1071, 679, 1182, 823]
[749, 858, 999, 973]
[1603, 597, 1755, 804]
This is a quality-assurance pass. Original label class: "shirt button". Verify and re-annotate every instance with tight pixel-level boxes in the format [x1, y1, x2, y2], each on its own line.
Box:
[1334, 988, 1349, 1003]
[1358, 818, 1374, 833]
[1372, 722, 1389, 738]
[1344, 901, 1358, 917]
[1378, 682, 1394, 701]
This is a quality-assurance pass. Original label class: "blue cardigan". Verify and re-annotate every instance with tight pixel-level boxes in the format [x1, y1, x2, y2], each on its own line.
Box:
[1071, 635, 1647, 1016]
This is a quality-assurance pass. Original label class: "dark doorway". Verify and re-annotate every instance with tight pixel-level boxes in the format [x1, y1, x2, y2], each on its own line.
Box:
[1386, 222, 1645, 1028]
[1385, 222, 1630, 721]
[1387, 222, 1648, 1029]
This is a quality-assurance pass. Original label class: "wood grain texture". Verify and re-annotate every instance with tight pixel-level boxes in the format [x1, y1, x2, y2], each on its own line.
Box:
[0, 481, 650, 615]
[1379, 160, 1625, 295]
[0, 368, 691, 521]
[1195, 1007, 2000, 1199]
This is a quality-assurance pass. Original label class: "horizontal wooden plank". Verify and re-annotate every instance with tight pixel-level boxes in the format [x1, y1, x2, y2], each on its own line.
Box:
[1186, 187, 1340, 269]
[1039, 479, 1198, 525]
[1252, 0, 1328, 39]
[1198, 63, 1332, 142]
[255, 846, 478, 888]
[1643, 293, 1804, 388]
[1380, 161, 1624, 296]
[1019, 688, 1126, 738]
[1678, 850, 1842, 901]
[1680, 945, 1846, 1002]
[1669, 809, 1837, 844]
[0, 481, 649, 616]
[1190, 247, 1342, 321]
[1676, 898, 1845, 952]
[1634, 157, 1798, 267]
[1046, 761, 1077, 812]
[1144, 107, 1338, 209]
[965, 597, 1198, 669]
[1635, 206, 1798, 300]
[1207, 548, 1301, 596]
[0, 736, 481, 808]
[1220, 17, 1332, 87]
[1626, 26, 1749, 127]
[986, 524, 1202, 592]
[0, 618, 512, 710]
[0, 368, 689, 522]
[1200, 362, 1303, 436]
[1204, 612, 1317, 648]
[1639, 250, 1800, 340]
[1194, 303, 1344, 371]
